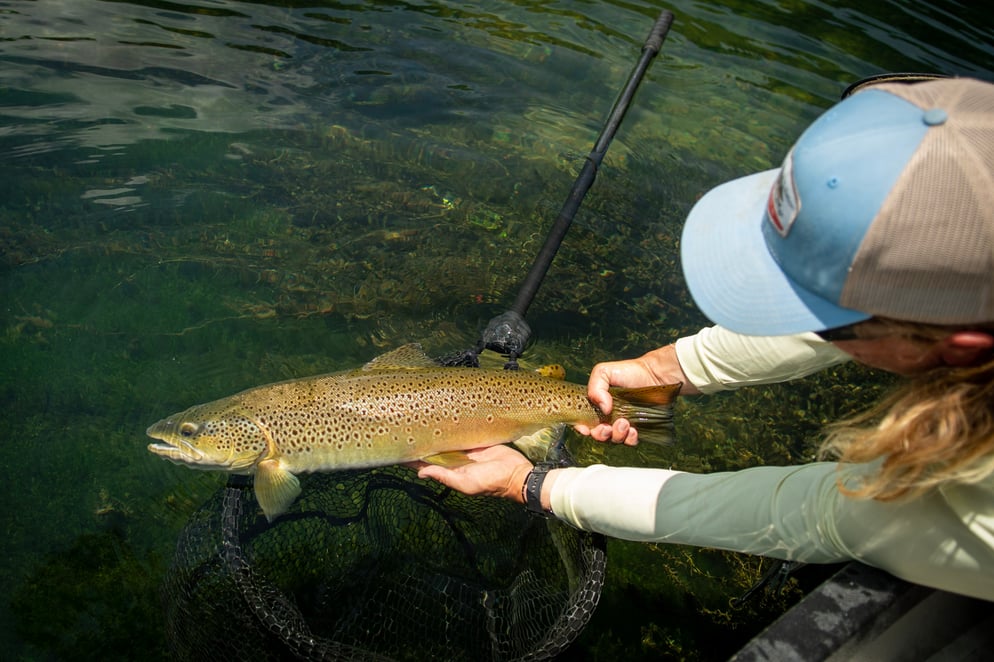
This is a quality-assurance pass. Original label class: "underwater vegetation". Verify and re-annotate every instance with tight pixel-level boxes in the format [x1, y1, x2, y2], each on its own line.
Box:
[1, 118, 896, 659]
[10, 524, 170, 661]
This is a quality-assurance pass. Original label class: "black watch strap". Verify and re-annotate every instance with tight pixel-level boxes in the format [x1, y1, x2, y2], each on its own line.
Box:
[522, 462, 557, 518]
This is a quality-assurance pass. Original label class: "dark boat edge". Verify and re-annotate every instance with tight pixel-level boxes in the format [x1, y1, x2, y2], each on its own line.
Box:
[730, 562, 994, 661]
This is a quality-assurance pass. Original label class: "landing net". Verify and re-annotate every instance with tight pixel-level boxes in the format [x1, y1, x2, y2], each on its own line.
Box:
[162, 464, 605, 661]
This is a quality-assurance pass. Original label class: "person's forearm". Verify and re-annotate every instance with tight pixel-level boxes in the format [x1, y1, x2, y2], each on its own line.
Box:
[547, 462, 924, 560]
[540, 469, 560, 510]
[543, 462, 994, 600]
[675, 326, 850, 394]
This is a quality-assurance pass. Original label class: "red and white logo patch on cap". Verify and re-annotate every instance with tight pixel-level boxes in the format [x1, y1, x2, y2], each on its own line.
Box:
[766, 149, 800, 237]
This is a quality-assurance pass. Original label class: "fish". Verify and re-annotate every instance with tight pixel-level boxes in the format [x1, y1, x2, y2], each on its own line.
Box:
[147, 343, 681, 521]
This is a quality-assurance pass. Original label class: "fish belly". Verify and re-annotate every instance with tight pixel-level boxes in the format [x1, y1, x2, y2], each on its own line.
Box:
[276, 417, 547, 475]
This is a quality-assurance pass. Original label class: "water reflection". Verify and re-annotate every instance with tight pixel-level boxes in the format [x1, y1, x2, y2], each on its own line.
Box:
[1, 0, 640, 156]
[3, 0, 352, 152]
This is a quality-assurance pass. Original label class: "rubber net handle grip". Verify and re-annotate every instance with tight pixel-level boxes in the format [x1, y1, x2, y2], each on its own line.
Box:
[644, 10, 675, 54]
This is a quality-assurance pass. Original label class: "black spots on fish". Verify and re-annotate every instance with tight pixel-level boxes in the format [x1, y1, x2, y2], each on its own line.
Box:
[475, 376, 568, 418]
[234, 418, 265, 453]
[206, 366, 598, 463]
[174, 402, 269, 458]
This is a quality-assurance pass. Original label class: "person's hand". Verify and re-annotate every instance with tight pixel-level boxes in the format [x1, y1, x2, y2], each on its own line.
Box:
[576, 344, 695, 445]
[575, 357, 655, 445]
[411, 445, 533, 503]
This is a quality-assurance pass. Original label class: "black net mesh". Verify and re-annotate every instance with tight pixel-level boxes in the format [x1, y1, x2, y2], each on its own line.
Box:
[162, 465, 605, 661]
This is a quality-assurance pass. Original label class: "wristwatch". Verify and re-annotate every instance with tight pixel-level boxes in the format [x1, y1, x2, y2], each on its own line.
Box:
[522, 462, 557, 518]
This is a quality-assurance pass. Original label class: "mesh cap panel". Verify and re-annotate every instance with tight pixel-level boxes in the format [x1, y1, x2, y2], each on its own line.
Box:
[842, 78, 994, 323]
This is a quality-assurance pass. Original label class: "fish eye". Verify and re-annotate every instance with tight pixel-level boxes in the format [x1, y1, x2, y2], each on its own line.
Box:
[179, 422, 199, 437]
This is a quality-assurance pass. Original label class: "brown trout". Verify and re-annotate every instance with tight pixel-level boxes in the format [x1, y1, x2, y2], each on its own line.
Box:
[147, 344, 680, 521]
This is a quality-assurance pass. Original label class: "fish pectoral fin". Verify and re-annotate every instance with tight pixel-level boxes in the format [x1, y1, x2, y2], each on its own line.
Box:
[422, 451, 473, 468]
[511, 424, 566, 463]
[254, 459, 301, 523]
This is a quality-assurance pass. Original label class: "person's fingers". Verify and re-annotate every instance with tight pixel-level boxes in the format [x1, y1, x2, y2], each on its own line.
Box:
[611, 418, 630, 444]
[619, 421, 639, 446]
[586, 364, 616, 415]
[416, 463, 452, 484]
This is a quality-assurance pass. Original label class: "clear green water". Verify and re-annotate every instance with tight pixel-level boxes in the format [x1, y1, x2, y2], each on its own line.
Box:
[1, 0, 992, 659]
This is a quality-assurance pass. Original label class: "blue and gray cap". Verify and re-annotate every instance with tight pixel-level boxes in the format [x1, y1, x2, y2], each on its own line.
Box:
[680, 77, 994, 336]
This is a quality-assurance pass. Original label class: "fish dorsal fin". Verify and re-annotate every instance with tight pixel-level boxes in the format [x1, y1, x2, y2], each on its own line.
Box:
[361, 343, 440, 371]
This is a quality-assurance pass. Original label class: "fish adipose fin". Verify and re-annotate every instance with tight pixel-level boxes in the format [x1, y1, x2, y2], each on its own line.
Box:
[609, 382, 682, 446]
[534, 364, 566, 380]
[254, 459, 302, 522]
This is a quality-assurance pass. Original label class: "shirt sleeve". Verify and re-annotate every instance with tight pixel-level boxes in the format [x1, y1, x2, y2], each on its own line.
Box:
[674, 325, 851, 394]
[549, 463, 994, 601]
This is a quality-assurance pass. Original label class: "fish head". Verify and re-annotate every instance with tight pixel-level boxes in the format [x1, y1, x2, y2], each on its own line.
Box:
[146, 400, 267, 473]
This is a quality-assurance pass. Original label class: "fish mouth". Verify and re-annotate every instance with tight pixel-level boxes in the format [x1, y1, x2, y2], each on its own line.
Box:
[146, 421, 257, 471]
[146, 439, 207, 463]
[146, 421, 207, 464]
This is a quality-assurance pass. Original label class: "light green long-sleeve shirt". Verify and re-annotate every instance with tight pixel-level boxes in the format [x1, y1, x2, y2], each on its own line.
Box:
[550, 326, 994, 601]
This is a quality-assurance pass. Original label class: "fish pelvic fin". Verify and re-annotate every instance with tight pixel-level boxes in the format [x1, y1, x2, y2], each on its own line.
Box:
[511, 424, 566, 463]
[422, 451, 474, 468]
[254, 459, 302, 522]
[608, 382, 682, 446]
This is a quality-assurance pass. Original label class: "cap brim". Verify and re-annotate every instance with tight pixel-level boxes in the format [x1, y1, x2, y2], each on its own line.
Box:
[680, 169, 871, 336]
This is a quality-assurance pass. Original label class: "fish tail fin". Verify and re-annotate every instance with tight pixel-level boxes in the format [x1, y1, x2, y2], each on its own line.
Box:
[608, 382, 682, 445]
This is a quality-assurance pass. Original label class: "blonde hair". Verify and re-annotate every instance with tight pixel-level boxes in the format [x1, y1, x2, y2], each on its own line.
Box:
[818, 319, 994, 501]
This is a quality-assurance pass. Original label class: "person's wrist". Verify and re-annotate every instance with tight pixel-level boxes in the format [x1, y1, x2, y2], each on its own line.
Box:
[521, 463, 558, 517]
[510, 464, 533, 504]
[642, 343, 698, 396]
